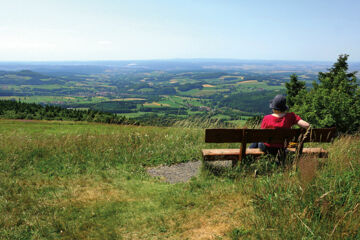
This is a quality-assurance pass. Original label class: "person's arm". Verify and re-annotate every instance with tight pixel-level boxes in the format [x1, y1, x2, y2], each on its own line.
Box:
[297, 119, 310, 129]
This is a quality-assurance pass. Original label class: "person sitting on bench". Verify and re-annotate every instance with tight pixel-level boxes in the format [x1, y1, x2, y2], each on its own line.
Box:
[249, 94, 310, 156]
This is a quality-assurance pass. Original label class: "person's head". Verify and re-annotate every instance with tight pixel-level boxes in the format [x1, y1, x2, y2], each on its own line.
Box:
[270, 95, 289, 113]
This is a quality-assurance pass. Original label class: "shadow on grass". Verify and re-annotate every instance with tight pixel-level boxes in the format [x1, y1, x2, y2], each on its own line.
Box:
[202, 152, 297, 179]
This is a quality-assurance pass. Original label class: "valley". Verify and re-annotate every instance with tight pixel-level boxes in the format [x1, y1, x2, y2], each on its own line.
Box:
[0, 60, 340, 126]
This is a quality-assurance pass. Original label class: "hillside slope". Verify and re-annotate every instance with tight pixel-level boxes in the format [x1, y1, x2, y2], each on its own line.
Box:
[0, 120, 358, 239]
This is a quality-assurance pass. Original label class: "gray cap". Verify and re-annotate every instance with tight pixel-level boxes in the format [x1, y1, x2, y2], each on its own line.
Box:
[269, 95, 289, 111]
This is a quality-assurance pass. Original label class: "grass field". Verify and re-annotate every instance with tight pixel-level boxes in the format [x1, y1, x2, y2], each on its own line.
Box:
[1, 119, 359, 239]
[118, 112, 150, 118]
[157, 96, 205, 108]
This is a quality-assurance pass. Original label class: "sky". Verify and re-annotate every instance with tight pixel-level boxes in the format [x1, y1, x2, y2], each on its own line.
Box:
[1, 0, 360, 62]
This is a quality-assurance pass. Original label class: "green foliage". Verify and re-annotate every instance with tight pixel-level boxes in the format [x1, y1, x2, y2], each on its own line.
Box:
[217, 90, 285, 114]
[91, 101, 138, 113]
[177, 82, 203, 91]
[285, 73, 306, 108]
[0, 100, 132, 124]
[229, 227, 251, 240]
[291, 54, 360, 132]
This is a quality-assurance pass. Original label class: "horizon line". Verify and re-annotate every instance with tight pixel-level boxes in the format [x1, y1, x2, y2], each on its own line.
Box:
[1, 57, 357, 64]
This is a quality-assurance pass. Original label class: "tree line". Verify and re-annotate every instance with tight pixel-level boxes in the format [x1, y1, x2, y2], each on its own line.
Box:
[0, 100, 134, 125]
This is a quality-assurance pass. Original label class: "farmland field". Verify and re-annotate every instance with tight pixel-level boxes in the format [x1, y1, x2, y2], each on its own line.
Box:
[0, 59, 346, 125]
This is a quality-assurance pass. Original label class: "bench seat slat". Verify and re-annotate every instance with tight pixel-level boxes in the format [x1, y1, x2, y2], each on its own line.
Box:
[202, 148, 264, 156]
[202, 147, 328, 161]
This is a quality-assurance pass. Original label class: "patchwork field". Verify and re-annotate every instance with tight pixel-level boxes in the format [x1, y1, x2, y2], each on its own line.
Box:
[0, 67, 304, 124]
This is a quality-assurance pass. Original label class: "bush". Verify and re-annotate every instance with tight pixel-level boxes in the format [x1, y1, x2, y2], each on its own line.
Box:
[290, 54, 360, 133]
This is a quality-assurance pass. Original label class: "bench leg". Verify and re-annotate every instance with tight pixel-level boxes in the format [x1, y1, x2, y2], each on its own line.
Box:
[235, 140, 247, 167]
[232, 159, 238, 167]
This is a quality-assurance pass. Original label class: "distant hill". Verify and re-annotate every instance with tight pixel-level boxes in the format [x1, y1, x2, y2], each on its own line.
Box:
[0, 59, 359, 75]
[0, 70, 64, 85]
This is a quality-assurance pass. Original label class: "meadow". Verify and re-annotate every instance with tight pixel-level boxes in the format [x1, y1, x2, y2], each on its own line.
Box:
[0, 119, 359, 239]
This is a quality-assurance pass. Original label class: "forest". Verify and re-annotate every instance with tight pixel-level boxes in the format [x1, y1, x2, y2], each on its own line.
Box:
[0, 100, 131, 124]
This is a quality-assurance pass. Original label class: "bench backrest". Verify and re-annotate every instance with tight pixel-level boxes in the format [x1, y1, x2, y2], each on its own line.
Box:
[205, 128, 336, 144]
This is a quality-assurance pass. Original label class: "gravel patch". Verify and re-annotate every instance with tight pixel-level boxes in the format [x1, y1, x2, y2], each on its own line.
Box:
[146, 160, 233, 184]
[147, 161, 201, 184]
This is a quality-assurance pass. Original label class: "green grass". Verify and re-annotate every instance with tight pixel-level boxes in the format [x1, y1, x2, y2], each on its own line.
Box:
[234, 82, 283, 92]
[243, 135, 360, 239]
[179, 89, 231, 97]
[0, 119, 359, 239]
[226, 119, 247, 127]
[0, 120, 252, 239]
[118, 112, 149, 118]
[157, 96, 205, 108]
[158, 96, 185, 108]
[178, 88, 201, 96]
[211, 114, 232, 120]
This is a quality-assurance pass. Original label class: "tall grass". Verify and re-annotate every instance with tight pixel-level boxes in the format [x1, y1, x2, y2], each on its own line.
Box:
[174, 116, 235, 129]
[242, 135, 360, 239]
[0, 120, 252, 239]
[0, 119, 358, 239]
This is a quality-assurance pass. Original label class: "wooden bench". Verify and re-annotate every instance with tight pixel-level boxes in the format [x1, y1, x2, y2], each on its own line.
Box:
[202, 128, 336, 166]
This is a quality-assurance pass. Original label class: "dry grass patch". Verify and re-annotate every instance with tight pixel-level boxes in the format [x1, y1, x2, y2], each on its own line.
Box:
[179, 194, 253, 240]
[237, 80, 258, 84]
[144, 102, 170, 107]
[179, 96, 200, 100]
[45, 177, 131, 207]
[64, 184, 127, 206]
[112, 98, 146, 101]
[219, 75, 244, 80]
[297, 155, 319, 186]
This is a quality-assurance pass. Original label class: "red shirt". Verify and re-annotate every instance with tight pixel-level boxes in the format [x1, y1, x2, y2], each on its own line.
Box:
[261, 112, 302, 148]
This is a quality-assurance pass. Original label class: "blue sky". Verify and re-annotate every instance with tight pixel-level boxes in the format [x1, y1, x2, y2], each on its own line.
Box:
[1, 0, 359, 61]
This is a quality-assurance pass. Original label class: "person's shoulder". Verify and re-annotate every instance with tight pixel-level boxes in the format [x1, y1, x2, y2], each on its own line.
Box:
[261, 114, 273, 128]
[287, 112, 302, 121]
[262, 114, 273, 120]
[286, 112, 297, 117]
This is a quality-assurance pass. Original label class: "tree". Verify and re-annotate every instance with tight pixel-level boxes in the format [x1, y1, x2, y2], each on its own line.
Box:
[285, 74, 306, 108]
[315, 54, 358, 95]
[291, 54, 360, 133]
